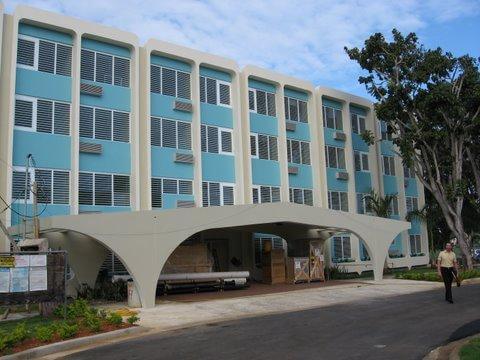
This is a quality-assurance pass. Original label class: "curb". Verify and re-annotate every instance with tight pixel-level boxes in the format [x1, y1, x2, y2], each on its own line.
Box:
[423, 333, 480, 360]
[1, 326, 149, 360]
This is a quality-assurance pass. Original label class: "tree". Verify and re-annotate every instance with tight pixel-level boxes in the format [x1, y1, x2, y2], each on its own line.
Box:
[363, 190, 397, 218]
[345, 30, 480, 268]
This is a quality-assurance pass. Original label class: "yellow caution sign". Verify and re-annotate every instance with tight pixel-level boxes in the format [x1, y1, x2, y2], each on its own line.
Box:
[0, 256, 15, 268]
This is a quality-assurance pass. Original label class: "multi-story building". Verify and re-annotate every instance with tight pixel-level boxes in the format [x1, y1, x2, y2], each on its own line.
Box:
[0, 3, 429, 278]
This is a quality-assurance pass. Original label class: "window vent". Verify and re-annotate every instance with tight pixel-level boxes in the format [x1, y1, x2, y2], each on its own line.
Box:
[173, 100, 193, 112]
[79, 210, 102, 214]
[79, 142, 102, 154]
[288, 166, 299, 175]
[176, 200, 195, 208]
[336, 171, 349, 180]
[333, 131, 346, 141]
[80, 83, 103, 96]
[174, 152, 194, 164]
[286, 122, 296, 132]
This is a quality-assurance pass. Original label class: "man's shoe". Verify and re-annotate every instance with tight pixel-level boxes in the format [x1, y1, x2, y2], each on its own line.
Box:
[447, 299, 454, 303]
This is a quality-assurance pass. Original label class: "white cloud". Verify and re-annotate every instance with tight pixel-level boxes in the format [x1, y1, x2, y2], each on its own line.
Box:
[3, 0, 479, 96]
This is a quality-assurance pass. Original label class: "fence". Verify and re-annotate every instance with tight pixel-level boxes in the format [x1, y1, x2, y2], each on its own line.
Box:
[0, 251, 67, 310]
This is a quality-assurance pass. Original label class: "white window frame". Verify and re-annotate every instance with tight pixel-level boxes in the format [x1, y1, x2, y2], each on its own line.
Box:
[405, 196, 419, 213]
[202, 181, 235, 207]
[253, 185, 281, 204]
[356, 193, 373, 215]
[151, 64, 190, 98]
[151, 177, 194, 208]
[354, 150, 370, 172]
[152, 117, 192, 150]
[409, 234, 422, 255]
[248, 87, 275, 116]
[14, 94, 70, 135]
[322, 105, 343, 130]
[218, 127, 234, 155]
[351, 113, 366, 134]
[82, 48, 130, 87]
[285, 96, 308, 123]
[287, 139, 310, 165]
[78, 171, 130, 207]
[333, 235, 352, 261]
[17, 35, 39, 71]
[382, 155, 396, 176]
[80, 105, 130, 143]
[379, 120, 394, 141]
[289, 187, 313, 205]
[328, 191, 349, 212]
[250, 132, 277, 161]
[325, 145, 346, 169]
[200, 76, 231, 108]
[12, 166, 70, 205]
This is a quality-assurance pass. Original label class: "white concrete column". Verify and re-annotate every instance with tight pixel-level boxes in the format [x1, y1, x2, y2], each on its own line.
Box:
[309, 92, 323, 207]
[343, 103, 356, 214]
[191, 62, 203, 207]
[239, 73, 253, 203]
[70, 31, 82, 215]
[130, 44, 141, 211]
[277, 85, 290, 202]
[230, 70, 245, 204]
[138, 47, 150, 210]
[314, 90, 329, 208]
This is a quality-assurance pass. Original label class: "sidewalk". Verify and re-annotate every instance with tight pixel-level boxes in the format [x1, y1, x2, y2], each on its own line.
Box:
[137, 279, 446, 330]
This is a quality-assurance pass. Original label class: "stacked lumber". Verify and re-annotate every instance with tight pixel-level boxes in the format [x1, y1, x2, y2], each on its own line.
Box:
[161, 244, 213, 274]
[262, 248, 285, 284]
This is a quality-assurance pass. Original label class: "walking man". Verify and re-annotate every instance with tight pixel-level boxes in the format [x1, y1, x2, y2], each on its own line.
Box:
[437, 242, 458, 303]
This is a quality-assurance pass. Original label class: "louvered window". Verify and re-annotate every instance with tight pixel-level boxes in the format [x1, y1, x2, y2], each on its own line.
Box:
[354, 151, 369, 171]
[152, 178, 195, 207]
[404, 165, 415, 179]
[287, 139, 310, 165]
[328, 191, 348, 212]
[351, 113, 366, 134]
[254, 185, 281, 204]
[322, 105, 343, 130]
[202, 182, 234, 207]
[79, 172, 93, 205]
[151, 117, 191, 150]
[285, 96, 308, 123]
[382, 156, 396, 175]
[79, 172, 130, 207]
[357, 193, 372, 215]
[249, 88, 276, 116]
[12, 169, 31, 201]
[199, 76, 231, 106]
[113, 175, 130, 206]
[409, 234, 422, 255]
[81, 49, 95, 81]
[80, 106, 129, 143]
[14, 98, 34, 128]
[81, 48, 130, 87]
[251, 133, 277, 161]
[201, 125, 233, 154]
[380, 121, 394, 141]
[325, 146, 346, 169]
[56, 44, 72, 76]
[113, 111, 130, 142]
[17, 36, 72, 76]
[38, 40, 55, 74]
[95, 108, 112, 140]
[333, 235, 351, 260]
[405, 196, 419, 213]
[150, 65, 191, 99]
[17, 38, 35, 67]
[15, 96, 70, 135]
[114, 57, 130, 87]
[96, 53, 113, 84]
[13, 168, 69, 205]
[289, 188, 313, 206]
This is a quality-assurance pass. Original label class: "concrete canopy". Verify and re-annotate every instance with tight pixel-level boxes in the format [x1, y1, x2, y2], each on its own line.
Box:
[21, 203, 409, 308]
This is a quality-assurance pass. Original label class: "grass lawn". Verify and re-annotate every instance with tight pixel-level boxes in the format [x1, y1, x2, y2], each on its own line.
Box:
[394, 268, 480, 282]
[459, 337, 480, 360]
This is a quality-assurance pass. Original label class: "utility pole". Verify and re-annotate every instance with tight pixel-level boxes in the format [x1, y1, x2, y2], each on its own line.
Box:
[32, 181, 39, 239]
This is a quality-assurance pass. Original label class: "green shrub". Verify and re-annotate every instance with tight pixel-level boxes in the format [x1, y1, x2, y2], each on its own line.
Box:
[35, 325, 55, 342]
[56, 322, 78, 340]
[459, 337, 480, 360]
[68, 299, 90, 318]
[0, 331, 7, 351]
[98, 309, 107, 319]
[10, 323, 28, 345]
[107, 312, 123, 326]
[127, 315, 140, 325]
[84, 312, 101, 332]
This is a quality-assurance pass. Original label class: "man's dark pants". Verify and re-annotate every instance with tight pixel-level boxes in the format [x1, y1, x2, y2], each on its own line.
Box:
[441, 267, 454, 301]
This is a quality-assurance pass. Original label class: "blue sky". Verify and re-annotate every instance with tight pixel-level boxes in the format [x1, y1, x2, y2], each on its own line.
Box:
[4, 0, 480, 99]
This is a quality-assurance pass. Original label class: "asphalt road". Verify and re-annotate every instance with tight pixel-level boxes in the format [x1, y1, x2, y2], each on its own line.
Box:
[64, 284, 480, 360]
